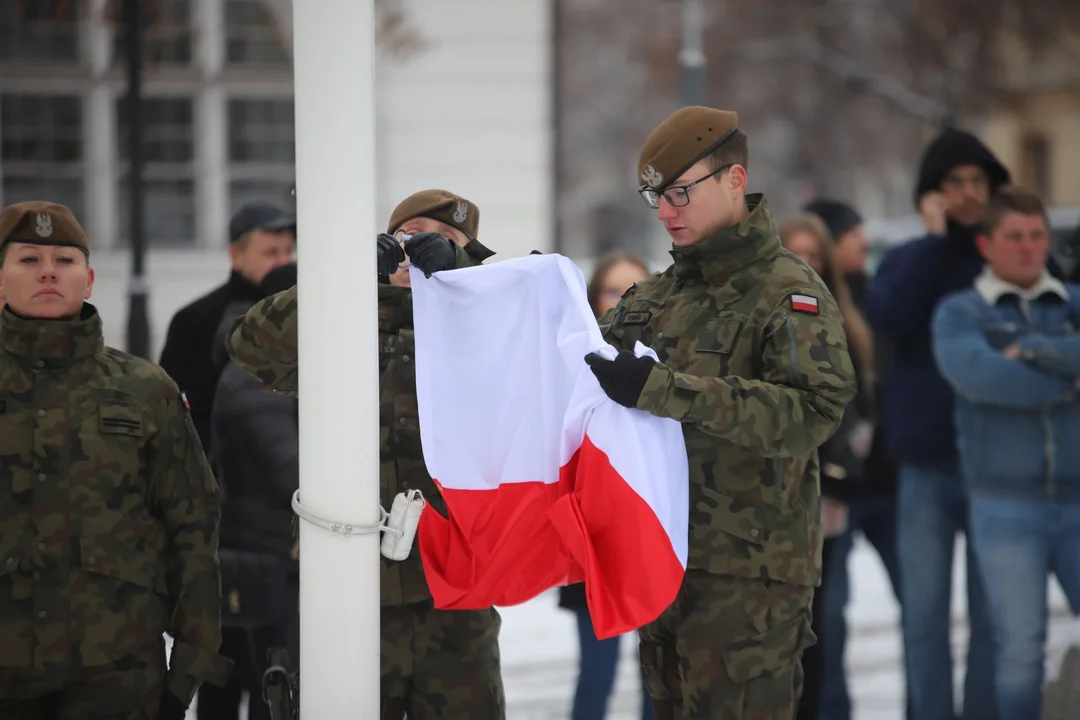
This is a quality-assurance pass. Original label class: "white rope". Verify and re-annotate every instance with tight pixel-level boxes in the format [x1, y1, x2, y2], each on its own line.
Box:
[290, 489, 390, 537]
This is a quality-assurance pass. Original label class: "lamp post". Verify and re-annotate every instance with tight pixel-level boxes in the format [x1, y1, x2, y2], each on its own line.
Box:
[123, 0, 150, 359]
[679, 0, 706, 106]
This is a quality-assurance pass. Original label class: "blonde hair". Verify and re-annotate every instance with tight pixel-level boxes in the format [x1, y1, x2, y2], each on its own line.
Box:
[778, 213, 874, 375]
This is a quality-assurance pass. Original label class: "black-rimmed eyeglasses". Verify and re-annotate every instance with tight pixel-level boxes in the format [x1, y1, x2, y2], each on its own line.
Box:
[638, 164, 731, 209]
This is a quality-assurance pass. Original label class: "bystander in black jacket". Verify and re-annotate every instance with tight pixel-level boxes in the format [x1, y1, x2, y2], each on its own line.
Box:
[161, 271, 264, 455]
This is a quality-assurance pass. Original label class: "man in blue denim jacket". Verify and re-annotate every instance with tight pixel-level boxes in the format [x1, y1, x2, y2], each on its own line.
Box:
[932, 186, 1080, 720]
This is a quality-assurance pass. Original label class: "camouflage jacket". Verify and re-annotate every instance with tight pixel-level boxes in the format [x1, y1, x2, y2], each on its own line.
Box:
[225, 240, 494, 605]
[601, 195, 857, 587]
[0, 305, 230, 703]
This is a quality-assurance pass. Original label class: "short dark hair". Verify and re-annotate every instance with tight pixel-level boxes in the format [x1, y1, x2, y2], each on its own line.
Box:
[984, 185, 1048, 234]
[704, 129, 749, 174]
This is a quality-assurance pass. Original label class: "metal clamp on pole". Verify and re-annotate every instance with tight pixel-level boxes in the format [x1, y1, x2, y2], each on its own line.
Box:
[290, 489, 389, 537]
[290, 489, 426, 561]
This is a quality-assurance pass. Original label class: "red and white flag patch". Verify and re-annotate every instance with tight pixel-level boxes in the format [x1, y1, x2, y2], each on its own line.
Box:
[790, 294, 819, 315]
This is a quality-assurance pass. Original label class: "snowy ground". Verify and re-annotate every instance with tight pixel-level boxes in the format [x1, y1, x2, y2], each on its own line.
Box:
[497, 536, 1078, 720]
[182, 536, 1077, 720]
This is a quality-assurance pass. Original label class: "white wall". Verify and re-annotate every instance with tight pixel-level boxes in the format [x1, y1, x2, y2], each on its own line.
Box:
[375, 0, 553, 259]
[86, 249, 230, 360]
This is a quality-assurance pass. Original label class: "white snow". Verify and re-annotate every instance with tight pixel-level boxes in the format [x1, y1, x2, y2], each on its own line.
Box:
[180, 536, 1077, 719]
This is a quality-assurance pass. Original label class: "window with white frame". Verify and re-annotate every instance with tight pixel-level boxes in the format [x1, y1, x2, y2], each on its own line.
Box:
[227, 97, 295, 214]
[0, 0, 81, 64]
[224, 0, 290, 69]
[116, 95, 196, 246]
[111, 0, 193, 67]
[1, 93, 84, 220]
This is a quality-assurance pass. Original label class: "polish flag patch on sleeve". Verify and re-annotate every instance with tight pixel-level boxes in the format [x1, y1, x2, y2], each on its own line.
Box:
[790, 294, 819, 315]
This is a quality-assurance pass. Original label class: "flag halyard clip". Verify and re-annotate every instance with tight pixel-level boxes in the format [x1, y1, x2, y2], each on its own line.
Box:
[380, 490, 427, 561]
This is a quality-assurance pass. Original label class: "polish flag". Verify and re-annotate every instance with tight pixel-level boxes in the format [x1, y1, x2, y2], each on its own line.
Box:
[409, 255, 689, 639]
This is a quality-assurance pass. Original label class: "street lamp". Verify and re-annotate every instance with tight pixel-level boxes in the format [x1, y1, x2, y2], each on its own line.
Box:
[123, 0, 150, 360]
[678, 0, 706, 106]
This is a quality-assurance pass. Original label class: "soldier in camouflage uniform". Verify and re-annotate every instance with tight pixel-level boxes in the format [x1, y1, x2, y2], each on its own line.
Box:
[584, 108, 858, 719]
[226, 190, 506, 720]
[0, 201, 231, 720]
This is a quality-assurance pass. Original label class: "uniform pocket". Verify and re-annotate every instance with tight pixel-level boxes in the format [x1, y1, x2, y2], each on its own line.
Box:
[698, 486, 775, 547]
[81, 534, 166, 595]
[721, 612, 814, 683]
[682, 316, 746, 379]
[695, 318, 743, 356]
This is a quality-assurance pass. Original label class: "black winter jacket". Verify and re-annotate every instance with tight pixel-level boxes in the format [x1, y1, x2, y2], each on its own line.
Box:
[210, 301, 299, 558]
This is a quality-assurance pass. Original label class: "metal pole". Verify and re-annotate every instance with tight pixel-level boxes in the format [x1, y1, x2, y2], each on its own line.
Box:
[124, 0, 150, 359]
[293, 1, 380, 717]
[680, 0, 705, 106]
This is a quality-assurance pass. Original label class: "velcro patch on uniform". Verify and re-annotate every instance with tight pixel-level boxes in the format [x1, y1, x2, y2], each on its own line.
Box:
[101, 416, 142, 436]
[790, 294, 819, 315]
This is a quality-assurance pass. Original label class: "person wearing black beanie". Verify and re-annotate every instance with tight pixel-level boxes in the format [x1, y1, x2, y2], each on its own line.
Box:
[863, 128, 1005, 720]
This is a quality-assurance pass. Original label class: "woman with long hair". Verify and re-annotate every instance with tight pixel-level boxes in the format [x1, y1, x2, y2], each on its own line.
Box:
[779, 213, 875, 720]
[559, 249, 655, 720]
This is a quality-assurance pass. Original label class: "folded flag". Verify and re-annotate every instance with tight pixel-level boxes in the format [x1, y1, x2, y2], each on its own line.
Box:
[410, 254, 689, 639]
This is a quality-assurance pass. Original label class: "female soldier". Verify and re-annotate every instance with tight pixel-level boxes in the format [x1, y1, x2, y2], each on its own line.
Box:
[0, 201, 230, 720]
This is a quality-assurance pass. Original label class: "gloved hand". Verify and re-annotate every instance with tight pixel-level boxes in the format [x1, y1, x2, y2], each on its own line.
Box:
[584, 350, 656, 409]
[377, 233, 406, 277]
[159, 691, 190, 720]
[404, 232, 456, 277]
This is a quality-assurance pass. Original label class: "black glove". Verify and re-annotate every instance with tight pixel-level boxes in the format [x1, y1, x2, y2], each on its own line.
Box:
[377, 233, 406, 277]
[404, 232, 456, 277]
[584, 351, 656, 409]
[159, 691, 190, 720]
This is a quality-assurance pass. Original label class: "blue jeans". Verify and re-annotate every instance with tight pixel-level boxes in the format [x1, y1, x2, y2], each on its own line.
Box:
[571, 609, 654, 720]
[968, 497, 1080, 720]
[899, 466, 996, 720]
[819, 495, 903, 720]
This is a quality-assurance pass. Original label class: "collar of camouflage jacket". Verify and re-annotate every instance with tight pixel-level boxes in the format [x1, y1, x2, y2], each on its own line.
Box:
[0, 303, 105, 363]
[669, 193, 782, 283]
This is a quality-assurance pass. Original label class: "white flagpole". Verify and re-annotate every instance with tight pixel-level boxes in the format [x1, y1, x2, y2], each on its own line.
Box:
[292, 0, 380, 716]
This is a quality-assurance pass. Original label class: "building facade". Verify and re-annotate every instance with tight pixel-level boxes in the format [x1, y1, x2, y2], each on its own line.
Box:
[0, 0, 552, 255]
[0, 0, 552, 356]
[982, 33, 1080, 207]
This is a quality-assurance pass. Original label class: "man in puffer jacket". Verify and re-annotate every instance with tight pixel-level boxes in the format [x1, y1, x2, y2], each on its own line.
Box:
[202, 263, 300, 720]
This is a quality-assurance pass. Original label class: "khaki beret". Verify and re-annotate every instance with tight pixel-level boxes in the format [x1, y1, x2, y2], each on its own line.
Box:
[0, 201, 89, 254]
[387, 189, 480, 242]
[638, 107, 739, 192]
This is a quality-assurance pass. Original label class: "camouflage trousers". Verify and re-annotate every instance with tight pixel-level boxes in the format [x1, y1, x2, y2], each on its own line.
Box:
[638, 570, 816, 720]
[0, 636, 166, 720]
[380, 600, 505, 720]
